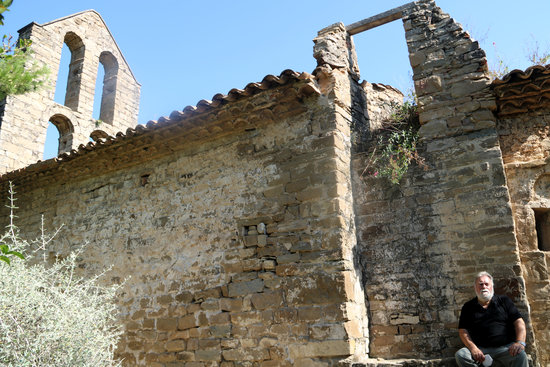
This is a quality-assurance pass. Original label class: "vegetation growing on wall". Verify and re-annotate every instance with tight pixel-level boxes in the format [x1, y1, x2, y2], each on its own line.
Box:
[0, 184, 122, 367]
[362, 99, 426, 185]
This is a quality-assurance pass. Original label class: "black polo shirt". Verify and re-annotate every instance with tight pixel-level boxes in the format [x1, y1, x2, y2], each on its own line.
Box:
[458, 294, 522, 348]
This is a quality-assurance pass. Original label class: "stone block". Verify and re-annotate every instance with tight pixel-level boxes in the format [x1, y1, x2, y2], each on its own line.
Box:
[285, 274, 346, 306]
[293, 358, 329, 367]
[288, 340, 353, 359]
[415, 75, 443, 96]
[210, 324, 231, 338]
[165, 340, 186, 352]
[450, 79, 489, 98]
[228, 279, 264, 297]
[262, 259, 276, 271]
[222, 347, 271, 361]
[157, 318, 178, 331]
[309, 324, 346, 340]
[419, 118, 448, 137]
[251, 291, 283, 310]
[389, 313, 420, 325]
[276, 253, 300, 264]
[195, 349, 221, 361]
[157, 352, 177, 362]
[176, 351, 195, 361]
[178, 315, 197, 330]
[220, 298, 243, 312]
[209, 312, 230, 325]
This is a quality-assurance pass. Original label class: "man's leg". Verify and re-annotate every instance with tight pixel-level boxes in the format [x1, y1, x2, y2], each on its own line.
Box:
[490, 344, 528, 367]
[455, 347, 479, 367]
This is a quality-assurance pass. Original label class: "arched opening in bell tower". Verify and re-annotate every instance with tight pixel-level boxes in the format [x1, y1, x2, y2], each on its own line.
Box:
[54, 32, 85, 111]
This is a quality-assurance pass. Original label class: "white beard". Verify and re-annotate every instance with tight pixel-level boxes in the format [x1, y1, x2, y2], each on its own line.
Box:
[477, 288, 494, 302]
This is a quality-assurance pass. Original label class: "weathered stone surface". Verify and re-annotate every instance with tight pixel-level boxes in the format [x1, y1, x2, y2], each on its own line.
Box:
[227, 279, 264, 297]
[288, 340, 354, 359]
[0, 1, 548, 366]
[0, 10, 140, 174]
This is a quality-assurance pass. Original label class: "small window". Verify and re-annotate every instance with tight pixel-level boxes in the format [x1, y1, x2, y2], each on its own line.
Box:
[533, 208, 550, 251]
[48, 114, 74, 156]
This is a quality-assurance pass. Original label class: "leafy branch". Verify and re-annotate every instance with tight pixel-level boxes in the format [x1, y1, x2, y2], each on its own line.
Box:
[0, 0, 13, 26]
[361, 100, 426, 185]
[0, 0, 49, 100]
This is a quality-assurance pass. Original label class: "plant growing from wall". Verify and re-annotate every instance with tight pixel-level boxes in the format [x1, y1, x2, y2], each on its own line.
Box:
[0, 183, 123, 367]
[362, 99, 426, 185]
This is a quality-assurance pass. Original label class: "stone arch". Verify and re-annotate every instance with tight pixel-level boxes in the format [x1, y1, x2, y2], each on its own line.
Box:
[49, 114, 74, 155]
[60, 31, 85, 111]
[97, 51, 119, 124]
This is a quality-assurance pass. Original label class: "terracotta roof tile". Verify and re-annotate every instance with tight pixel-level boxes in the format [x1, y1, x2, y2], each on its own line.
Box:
[0, 69, 320, 185]
[492, 64, 550, 116]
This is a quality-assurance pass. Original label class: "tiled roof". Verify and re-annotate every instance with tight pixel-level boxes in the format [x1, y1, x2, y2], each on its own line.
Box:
[492, 64, 550, 116]
[0, 69, 320, 186]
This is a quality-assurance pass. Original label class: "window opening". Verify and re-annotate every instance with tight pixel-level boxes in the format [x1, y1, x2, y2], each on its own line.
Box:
[53, 43, 70, 105]
[55, 32, 85, 111]
[346, 3, 414, 97]
[43, 122, 59, 160]
[94, 51, 118, 124]
[92, 62, 105, 120]
[534, 208, 550, 251]
[46, 114, 74, 157]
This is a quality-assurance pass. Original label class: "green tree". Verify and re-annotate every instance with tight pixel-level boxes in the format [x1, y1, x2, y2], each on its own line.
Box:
[0, 0, 13, 25]
[0, 0, 49, 100]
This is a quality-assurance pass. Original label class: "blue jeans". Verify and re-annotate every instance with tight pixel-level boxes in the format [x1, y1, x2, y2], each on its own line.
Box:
[455, 344, 528, 367]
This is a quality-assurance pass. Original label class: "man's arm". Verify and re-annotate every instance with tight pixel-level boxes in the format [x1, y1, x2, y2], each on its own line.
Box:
[508, 318, 526, 356]
[458, 328, 484, 362]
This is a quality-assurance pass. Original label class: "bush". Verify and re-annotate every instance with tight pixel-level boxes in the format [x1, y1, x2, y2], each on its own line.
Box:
[362, 100, 426, 185]
[0, 185, 122, 367]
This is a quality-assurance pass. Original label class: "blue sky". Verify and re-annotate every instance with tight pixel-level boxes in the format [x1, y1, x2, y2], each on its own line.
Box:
[2, 1, 550, 159]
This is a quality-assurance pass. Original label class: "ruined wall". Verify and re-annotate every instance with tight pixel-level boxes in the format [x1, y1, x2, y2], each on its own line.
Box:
[2, 2, 549, 366]
[0, 70, 377, 366]
[0, 10, 140, 174]
[351, 0, 532, 362]
[495, 102, 550, 365]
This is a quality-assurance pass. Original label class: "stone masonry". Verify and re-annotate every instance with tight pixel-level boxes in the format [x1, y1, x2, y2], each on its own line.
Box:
[1, 1, 549, 366]
[0, 10, 140, 174]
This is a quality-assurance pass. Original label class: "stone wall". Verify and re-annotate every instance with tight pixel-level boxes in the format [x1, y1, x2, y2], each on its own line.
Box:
[0, 67, 389, 365]
[0, 10, 140, 174]
[496, 108, 550, 366]
[351, 0, 532, 362]
[1, 1, 549, 366]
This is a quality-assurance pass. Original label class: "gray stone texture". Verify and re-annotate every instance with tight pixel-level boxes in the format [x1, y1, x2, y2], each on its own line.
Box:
[0, 0, 549, 366]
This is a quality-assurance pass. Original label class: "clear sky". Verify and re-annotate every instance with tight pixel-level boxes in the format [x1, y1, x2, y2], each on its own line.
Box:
[2, 0, 550, 159]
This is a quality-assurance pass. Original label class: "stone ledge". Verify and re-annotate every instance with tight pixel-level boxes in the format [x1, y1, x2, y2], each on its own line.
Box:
[350, 357, 455, 367]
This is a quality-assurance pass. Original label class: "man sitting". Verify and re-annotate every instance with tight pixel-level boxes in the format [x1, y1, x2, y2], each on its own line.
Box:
[455, 271, 528, 367]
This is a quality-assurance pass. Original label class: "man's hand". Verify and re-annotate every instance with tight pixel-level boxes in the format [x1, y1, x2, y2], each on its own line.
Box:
[509, 342, 525, 356]
[459, 329, 485, 363]
[469, 346, 485, 363]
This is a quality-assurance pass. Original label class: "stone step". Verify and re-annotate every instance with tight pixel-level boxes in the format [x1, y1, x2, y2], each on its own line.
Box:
[350, 357, 455, 367]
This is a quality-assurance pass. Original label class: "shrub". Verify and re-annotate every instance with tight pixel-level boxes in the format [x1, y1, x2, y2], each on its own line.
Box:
[0, 184, 122, 367]
[362, 100, 426, 185]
